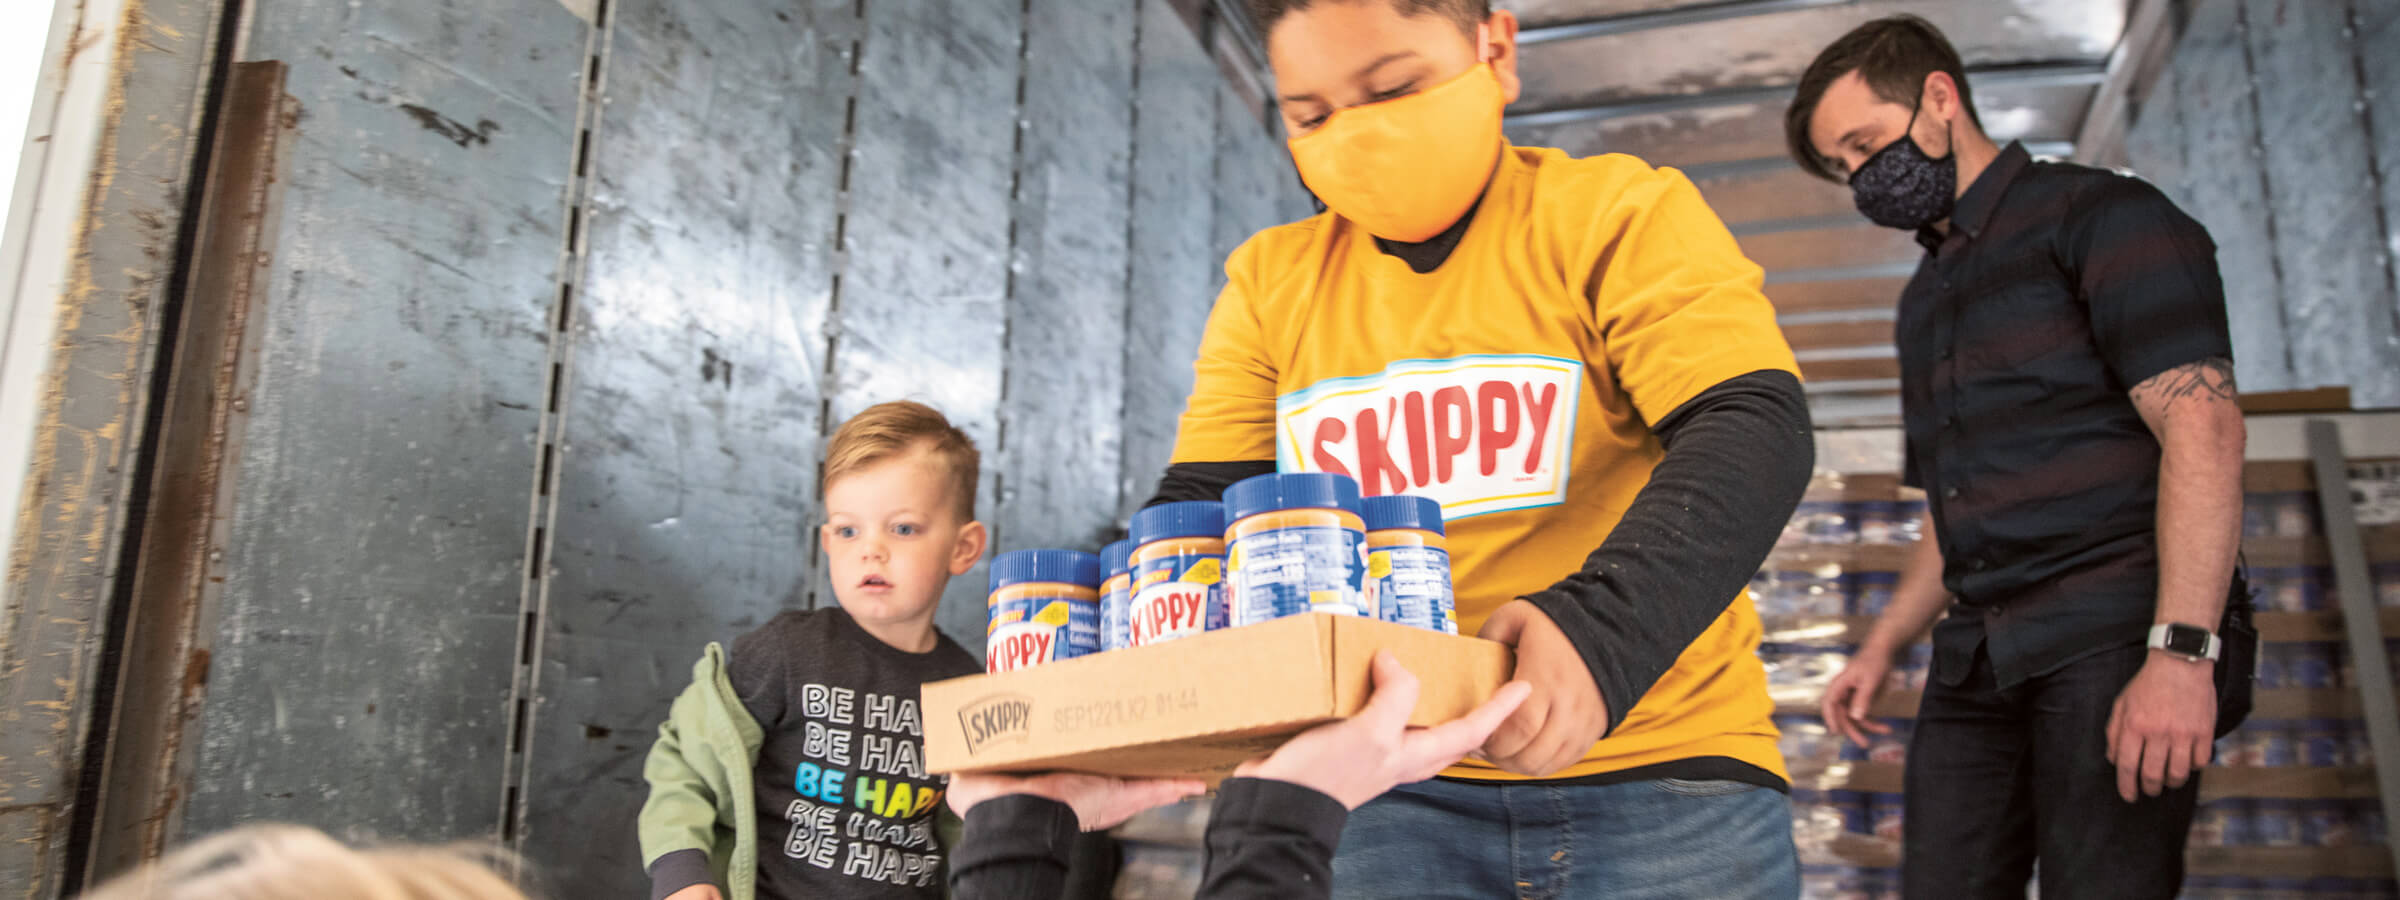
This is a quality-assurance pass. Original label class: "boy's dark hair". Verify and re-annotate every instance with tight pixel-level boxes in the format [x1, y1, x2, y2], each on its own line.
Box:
[1785, 14, 1982, 183]
[1248, 0, 1490, 37]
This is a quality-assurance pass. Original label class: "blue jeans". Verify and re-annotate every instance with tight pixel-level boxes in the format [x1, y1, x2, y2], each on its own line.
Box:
[1329, 776, 1800, 899]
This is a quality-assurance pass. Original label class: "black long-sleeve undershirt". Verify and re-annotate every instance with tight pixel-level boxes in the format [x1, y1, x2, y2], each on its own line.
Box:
[948, 778, 1346, 900]
[1524, 369, 1812, 734]
[1146, 370, 1813, 740]
[1142, 459, 1276, 510]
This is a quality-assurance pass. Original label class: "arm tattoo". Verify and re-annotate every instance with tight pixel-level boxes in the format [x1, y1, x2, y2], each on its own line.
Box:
[2133, 356, 2239, 405]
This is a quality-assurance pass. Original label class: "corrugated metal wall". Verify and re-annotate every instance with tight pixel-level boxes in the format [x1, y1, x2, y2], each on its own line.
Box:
[182, 0, 585, 846]
[0, 0, 227, 893]
[2123, 0, 2400, 408]
[511, 0, 856, 883]
[160, 0, 1307, 896]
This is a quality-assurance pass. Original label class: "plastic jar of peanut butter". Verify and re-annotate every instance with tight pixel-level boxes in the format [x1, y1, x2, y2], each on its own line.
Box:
[985, 549, 1101, 672]
[1127, 501, 1228, 647]
[1098, 539, 1135, 653]
[1223, 473, 1369, 625]
[1362, 494, 1456, 634]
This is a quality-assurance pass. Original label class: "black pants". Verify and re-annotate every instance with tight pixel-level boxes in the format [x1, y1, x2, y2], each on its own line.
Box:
[1901, 641, 2197, 899]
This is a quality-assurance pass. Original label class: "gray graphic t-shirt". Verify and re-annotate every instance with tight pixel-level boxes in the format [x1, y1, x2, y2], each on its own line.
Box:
[729, 607, 979, 899]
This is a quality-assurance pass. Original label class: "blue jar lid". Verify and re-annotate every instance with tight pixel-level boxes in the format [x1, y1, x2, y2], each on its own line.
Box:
[1361, 494, 1444, 534]
[989, 549, 1102, 593]
[1101, 539, 1134, 576]
[1130, 501, 1227, 545]
[1224, 472, 1362, 524]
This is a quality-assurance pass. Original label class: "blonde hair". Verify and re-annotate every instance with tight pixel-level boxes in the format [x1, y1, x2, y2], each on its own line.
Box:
[822, 401, 979, 521]
[81, 825, 531, 900]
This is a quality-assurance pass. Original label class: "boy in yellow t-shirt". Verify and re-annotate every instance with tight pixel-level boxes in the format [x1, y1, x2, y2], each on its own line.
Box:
[1144, 1, 1815, 896]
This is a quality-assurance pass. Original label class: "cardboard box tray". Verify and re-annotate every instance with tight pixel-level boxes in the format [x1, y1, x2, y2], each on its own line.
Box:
[922, 614, 1514, 782]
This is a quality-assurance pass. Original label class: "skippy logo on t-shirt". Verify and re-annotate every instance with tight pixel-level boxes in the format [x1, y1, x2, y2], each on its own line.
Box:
[1277, 354, 1581, 518]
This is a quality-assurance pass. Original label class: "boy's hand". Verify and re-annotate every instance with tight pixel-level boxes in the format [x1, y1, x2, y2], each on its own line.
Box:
[1476, 600, 1609, 776]
[664, 886, 723, 900]
[1237, 650, 1530, 809]
[946, 772, 1206, 832]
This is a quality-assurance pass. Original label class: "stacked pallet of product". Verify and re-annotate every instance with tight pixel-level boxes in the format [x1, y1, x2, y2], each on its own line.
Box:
[1764, 462, 2400, 899]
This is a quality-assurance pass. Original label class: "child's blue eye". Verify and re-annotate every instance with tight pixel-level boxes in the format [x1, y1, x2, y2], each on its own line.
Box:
[893, 524, 919, 537]
[834, 526, 856, 539]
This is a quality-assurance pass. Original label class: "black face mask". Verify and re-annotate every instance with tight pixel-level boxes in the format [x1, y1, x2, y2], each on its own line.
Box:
[1850, 103, 1956, 231]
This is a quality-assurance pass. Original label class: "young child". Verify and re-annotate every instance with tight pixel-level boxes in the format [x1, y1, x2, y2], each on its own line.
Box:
[640, 401, 987, 900]
[85, 824, 527, 900]
[1145, 1, 1813, 896]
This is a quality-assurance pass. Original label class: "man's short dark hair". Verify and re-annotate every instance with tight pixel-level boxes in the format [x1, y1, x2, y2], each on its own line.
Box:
[1248, 0, 1490, 38]
[1784, 14, 1982, 183]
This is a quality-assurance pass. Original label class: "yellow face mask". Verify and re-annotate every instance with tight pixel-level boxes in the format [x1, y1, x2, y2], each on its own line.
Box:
[1287, 54, 1505, 243]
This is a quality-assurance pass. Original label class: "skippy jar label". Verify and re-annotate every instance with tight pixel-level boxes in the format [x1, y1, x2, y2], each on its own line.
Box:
[1128, 555, 1225, 645]
[1368, 543, 1455, 633]
[1275, 354, 1580, 519]
[1226, 518, 1370, 623]
[985, 597, 1095, 672]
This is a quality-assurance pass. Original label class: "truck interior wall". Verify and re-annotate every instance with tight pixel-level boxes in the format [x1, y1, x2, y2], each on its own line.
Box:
[1118, 0, 1234, 524]
[2122, 0, 2400, 409]
[2366, 2, 2400, 341]
[178, 0, 586, 853]
[0, 0, 225, 894]
[134, 0, 1310, 897]
[509, 0, 857, 888]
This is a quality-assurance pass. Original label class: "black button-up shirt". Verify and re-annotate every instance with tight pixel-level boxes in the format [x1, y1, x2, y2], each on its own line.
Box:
[1897, 142, 2233, 687]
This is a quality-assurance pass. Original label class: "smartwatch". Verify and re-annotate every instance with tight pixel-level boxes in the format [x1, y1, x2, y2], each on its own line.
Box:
[2148, 623, 2221, 662]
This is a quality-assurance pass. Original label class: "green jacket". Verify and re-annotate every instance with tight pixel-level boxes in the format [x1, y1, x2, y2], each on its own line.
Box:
[638, 642, 764, 900]
[636, 642, 966, 900]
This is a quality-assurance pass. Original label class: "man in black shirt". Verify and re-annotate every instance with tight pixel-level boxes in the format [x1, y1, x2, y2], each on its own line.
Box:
[1785, 16, 2252, 900]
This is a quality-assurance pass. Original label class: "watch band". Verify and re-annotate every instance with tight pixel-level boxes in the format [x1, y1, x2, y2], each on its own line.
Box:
[2147, 623, 2221, 661]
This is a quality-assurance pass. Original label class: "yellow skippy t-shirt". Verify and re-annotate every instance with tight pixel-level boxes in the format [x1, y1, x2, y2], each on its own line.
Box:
[1171, 144, 1800, 782]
